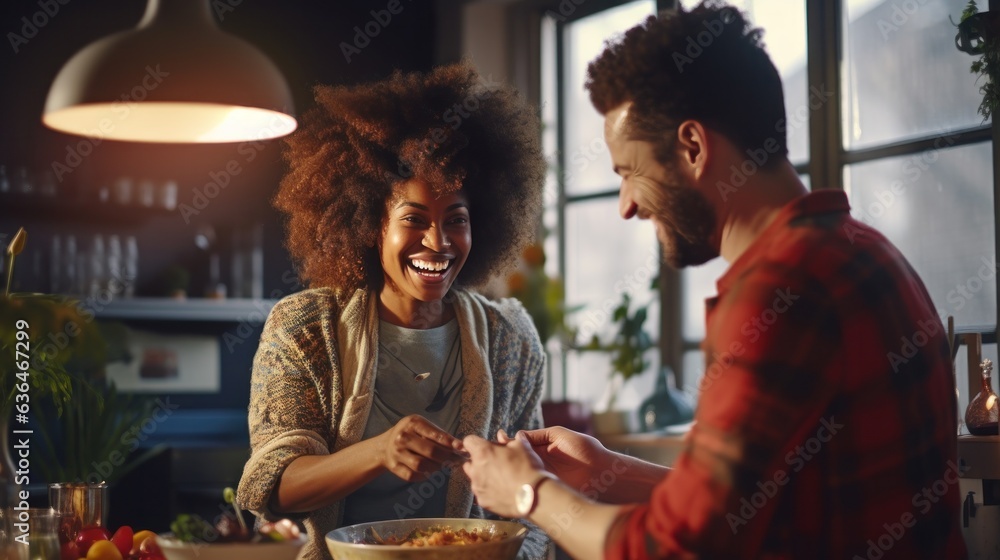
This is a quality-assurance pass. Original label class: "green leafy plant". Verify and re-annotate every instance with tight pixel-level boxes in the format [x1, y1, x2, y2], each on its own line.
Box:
[2, 227, 158, 484]
[955, 0, 1000, 121]
[35, 379, 165, 484]
[1, 228, 103, 421]
[584, 290, 655, 411]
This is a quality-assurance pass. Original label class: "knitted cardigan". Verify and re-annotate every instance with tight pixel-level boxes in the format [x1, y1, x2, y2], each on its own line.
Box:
[236, 287, 549, 560]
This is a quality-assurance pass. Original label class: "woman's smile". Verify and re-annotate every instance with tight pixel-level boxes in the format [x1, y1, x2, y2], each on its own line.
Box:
[379, 179, 471, 325]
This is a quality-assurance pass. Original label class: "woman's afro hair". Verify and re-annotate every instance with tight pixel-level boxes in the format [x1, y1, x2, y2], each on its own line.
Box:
[274, 62, 546, 292]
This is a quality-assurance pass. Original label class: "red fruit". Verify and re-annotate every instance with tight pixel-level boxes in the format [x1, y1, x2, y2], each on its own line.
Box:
[110, 526, 133, 558]
[74, 526, 112, 556]
[59, 540, 79, 560]
[138, 537, 164, 560]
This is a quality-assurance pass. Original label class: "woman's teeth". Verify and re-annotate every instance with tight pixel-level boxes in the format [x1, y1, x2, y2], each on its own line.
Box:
[410, 259, 450, 273]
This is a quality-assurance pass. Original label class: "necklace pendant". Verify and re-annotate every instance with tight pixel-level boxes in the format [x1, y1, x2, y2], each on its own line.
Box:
[413, 372, 431, 382]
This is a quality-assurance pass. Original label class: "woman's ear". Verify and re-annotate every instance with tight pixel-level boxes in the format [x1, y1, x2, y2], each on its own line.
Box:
[675, 120, 710, 181]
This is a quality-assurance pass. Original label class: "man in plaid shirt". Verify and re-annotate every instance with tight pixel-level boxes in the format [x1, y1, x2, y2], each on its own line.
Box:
[460, 1, 968, 559]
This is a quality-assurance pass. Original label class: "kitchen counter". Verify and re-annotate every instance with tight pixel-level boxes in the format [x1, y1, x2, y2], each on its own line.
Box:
[596, 428, 689, 467]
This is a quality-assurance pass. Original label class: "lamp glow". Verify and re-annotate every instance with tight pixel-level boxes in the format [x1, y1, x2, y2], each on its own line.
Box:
[42, 0, 296, 144]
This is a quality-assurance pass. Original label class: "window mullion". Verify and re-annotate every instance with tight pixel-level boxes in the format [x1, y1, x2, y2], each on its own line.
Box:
[806, 0, 843, 191]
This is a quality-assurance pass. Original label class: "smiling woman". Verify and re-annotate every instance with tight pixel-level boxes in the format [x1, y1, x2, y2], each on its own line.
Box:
[235, 62, 550, 560]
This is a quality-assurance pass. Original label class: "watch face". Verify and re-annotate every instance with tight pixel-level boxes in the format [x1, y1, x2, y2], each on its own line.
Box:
[515, 483, 534, 517]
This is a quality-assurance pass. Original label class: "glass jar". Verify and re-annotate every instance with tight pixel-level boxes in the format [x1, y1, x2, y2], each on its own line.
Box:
[965, 359, 998, 435]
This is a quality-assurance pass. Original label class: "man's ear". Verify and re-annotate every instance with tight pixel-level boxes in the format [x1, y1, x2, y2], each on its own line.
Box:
[675, 120, 710, 181]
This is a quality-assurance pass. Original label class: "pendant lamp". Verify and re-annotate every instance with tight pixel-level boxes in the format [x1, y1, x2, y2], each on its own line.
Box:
[42, 0, 296, 143]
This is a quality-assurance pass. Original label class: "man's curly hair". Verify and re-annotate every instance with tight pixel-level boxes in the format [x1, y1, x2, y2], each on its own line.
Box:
[274, 62, 545, 292]
[586, 0, 786, 167]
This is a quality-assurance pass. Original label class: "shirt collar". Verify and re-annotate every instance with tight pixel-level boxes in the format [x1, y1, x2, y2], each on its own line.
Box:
[716, 190, 851, 294]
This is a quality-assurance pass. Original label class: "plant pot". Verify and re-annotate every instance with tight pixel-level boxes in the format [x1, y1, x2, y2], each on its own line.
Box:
[542, 400, 593, 435]
[591, 410, 634, 437]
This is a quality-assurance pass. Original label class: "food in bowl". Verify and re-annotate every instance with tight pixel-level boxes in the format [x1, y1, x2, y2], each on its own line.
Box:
[326, 518, 527, 560]
[379, 526, 507, 547]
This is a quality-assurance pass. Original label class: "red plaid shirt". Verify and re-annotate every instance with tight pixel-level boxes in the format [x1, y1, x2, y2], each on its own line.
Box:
[606, 190, 967, 559]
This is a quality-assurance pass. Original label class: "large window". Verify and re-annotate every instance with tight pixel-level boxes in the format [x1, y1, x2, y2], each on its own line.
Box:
[542, 0, 659, 410]
[543, 0, 997, 420]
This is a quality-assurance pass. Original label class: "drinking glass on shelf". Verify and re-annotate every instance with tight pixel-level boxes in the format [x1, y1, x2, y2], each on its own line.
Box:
[113, 177, 132, 206]
[137, 179, 155, 208]
[62, 235, 78, 296]
[124, 236, 138, 298]
[75, 251, 88, 297]
[88, 235, 105, 298]
[49, 236, 62, 294]
[106, 234, 122, 295]
[158, 180, 178, 210]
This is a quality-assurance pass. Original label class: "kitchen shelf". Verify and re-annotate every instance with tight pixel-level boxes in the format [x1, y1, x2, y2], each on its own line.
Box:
[95, 297, 277, 322]
[957, 434, 1000, 479]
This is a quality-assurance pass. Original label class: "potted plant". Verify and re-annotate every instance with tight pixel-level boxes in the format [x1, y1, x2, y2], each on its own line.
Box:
[0, 229, 102, 488]
[955, 0, 1000, 120]
[1, 228, 159, 522]
[584, 291, 654, 435]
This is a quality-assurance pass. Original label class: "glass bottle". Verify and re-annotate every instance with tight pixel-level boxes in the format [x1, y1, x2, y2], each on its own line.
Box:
[965, 359, 999, 436]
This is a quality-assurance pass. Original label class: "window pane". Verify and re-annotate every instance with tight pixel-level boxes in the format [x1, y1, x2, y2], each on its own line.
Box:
[565, 349, 658, 411]
[679, 0, 810, 163]
[563, 1, 655, 196]
[842, 0, 989, 149]
[565, 198, 660, 345]
[681, 349, 705, 403]
[681, 257, 728, 340]
[845, 142, 995, 329]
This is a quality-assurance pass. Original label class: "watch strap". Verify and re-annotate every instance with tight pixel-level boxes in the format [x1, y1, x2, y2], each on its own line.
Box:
[523, 471, 557, 516]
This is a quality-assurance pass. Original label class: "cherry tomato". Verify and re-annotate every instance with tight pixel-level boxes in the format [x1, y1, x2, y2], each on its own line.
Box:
[59, 540, 79, 560]
[138, 537, 164, 560]
[110, 526, 132, 558]
[86, 540, 122, 560]
[130, 530, 156, 556]
[74, 526, 112, 557]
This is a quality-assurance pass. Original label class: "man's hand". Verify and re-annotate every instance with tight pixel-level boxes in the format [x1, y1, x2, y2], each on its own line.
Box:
[462, 434, 546, 518]
[500, 426, 614, 494]
[379, 415, 466, 482]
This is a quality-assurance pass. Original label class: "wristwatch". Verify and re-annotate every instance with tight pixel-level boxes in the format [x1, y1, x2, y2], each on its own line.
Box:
[514, 471, 557, 517]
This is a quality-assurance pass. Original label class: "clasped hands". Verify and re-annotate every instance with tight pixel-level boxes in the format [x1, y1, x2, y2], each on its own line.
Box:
[462, 426, 612, 518]
[380, 415, 612, 519]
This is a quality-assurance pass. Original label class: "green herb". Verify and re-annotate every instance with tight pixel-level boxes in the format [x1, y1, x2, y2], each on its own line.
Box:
[170, 513, 216, 543]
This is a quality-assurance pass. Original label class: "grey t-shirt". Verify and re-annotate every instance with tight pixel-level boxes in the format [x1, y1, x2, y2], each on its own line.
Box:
[341, 318, 464, 525]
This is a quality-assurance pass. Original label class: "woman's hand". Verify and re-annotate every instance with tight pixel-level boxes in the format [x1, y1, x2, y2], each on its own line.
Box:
[500, 426, 613, 493]
[379, 414, 466, 481]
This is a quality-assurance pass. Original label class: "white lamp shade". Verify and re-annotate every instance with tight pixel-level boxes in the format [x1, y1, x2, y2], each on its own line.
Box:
[42, 0, 296, 143]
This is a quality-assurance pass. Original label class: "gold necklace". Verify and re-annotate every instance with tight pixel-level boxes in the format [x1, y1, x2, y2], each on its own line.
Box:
[377, 334, 462, 413]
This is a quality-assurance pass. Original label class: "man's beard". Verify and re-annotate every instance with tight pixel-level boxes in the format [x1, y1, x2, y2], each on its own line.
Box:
[644, 170, 718, 268]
